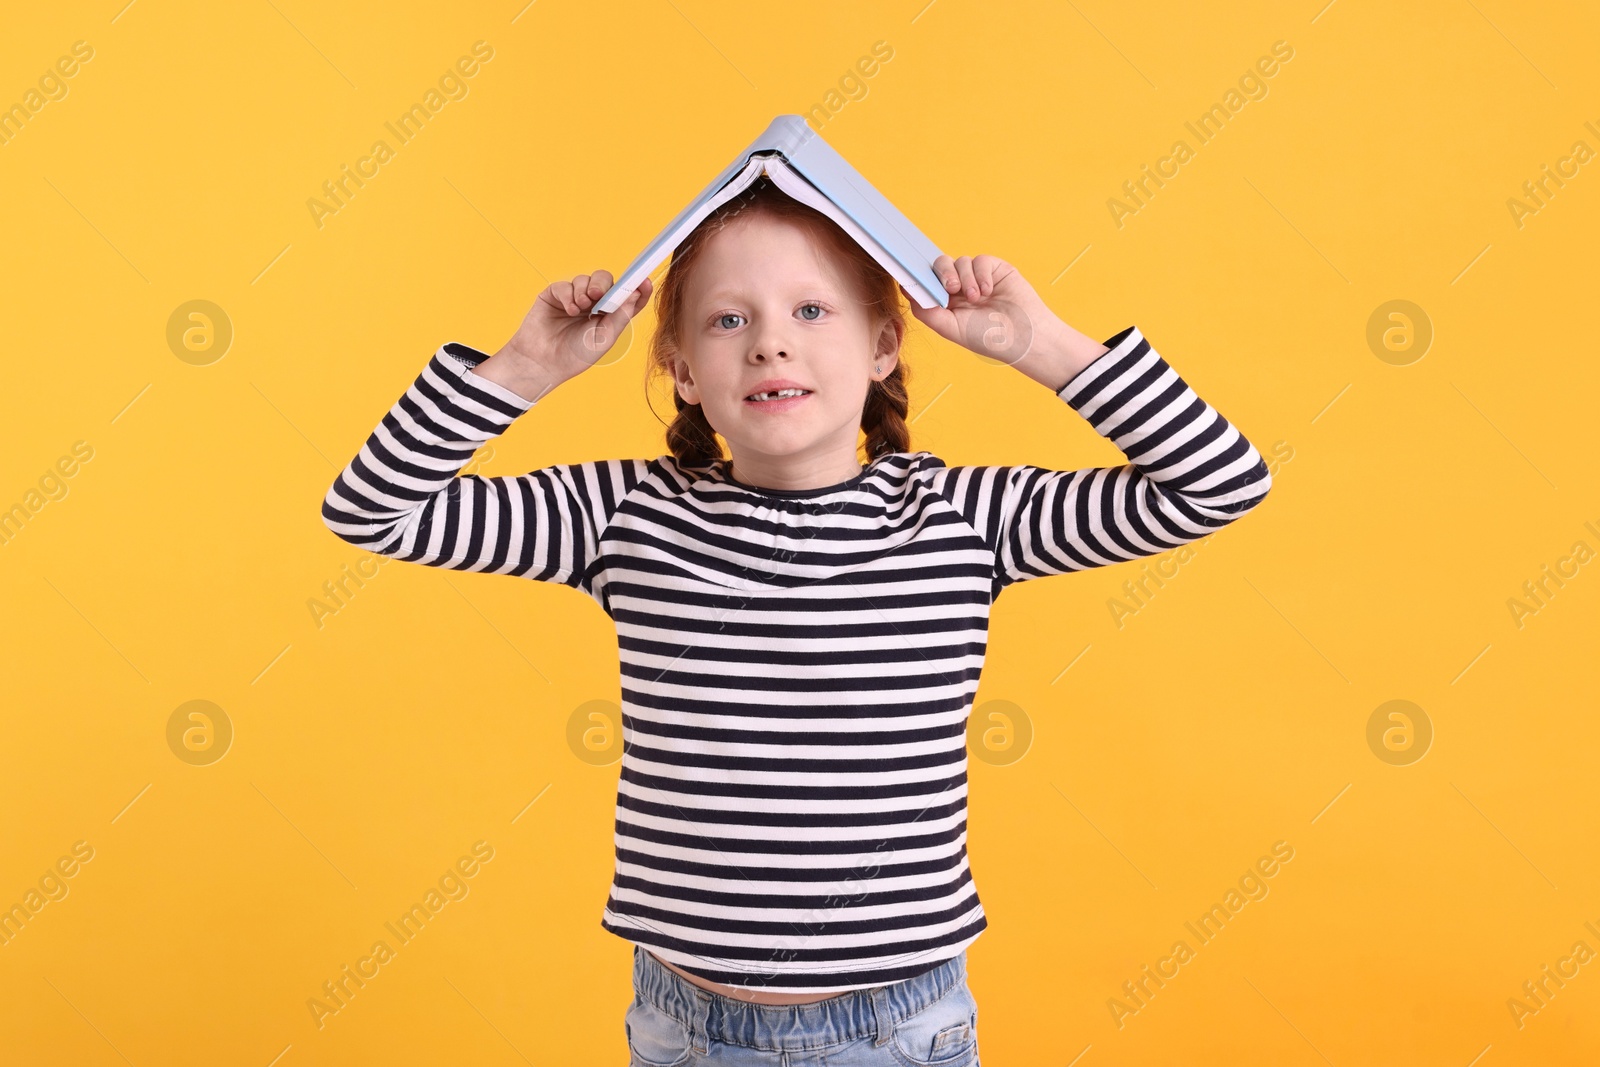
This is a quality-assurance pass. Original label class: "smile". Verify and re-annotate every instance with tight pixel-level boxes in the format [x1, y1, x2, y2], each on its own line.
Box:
[744, 388, 813, 402]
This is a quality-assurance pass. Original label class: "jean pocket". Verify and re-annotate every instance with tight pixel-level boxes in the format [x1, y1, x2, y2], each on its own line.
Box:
[889, 982, 979, 1067]
[624, 994, 695, 1067]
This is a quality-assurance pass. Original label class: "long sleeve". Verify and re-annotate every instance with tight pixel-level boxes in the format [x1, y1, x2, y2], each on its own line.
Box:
[319, 342, 647, 594]
[926, 325, 1273, 594]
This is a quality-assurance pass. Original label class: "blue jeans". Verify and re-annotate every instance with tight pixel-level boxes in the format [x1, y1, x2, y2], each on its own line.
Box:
[625, 946, 981, 1066]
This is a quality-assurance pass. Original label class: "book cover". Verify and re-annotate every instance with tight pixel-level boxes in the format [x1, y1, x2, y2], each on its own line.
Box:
[593, 114, 948, 315]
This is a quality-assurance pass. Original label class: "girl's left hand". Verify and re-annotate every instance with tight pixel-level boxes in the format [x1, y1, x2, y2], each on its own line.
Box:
[907, 254, 1061, 367]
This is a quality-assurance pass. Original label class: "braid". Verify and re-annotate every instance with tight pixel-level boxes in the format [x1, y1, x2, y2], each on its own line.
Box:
[861, 360, 911, 460]
[665, 393, 722, 471]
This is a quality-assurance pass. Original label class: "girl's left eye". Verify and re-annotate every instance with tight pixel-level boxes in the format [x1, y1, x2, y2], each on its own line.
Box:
[798, 303, 826, 321]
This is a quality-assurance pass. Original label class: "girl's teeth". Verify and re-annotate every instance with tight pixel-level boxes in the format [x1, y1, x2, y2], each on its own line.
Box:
[749, 389, 809, 401]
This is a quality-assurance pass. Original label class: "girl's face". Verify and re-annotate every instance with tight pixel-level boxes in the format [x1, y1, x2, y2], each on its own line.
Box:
[672, 212, 901, 483]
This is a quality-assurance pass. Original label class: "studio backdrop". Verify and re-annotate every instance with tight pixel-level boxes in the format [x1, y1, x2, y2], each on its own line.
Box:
[2, 1, 1596, 1064]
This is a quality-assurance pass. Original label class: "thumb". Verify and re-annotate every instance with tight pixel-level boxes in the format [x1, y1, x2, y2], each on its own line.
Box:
[580, 278, 650, 358]
[601, 276, 651, 329]
[909, 298, 959, 343]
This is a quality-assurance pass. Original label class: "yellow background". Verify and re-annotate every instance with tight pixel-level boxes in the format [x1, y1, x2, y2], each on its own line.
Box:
[2, 1, 1597, 1063]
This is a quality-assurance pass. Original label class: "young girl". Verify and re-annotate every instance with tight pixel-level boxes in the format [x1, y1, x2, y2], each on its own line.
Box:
[322, 178, 1272, 1065]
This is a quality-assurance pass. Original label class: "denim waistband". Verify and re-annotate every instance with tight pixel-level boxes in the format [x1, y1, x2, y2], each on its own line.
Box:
[631, 947, 968, 1053]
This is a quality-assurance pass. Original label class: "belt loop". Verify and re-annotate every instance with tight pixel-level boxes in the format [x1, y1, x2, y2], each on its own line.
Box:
[689, 989, 711, 1054]
[870, 986, 894, 1047]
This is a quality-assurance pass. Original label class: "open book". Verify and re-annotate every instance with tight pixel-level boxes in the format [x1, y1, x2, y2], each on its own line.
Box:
[592, 114, 949, 315]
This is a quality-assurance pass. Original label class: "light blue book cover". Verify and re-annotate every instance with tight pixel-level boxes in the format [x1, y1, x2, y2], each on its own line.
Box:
[594, 115, 948, 315]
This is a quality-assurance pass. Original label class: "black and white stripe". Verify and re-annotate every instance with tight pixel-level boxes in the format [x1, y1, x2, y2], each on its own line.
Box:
[321, 325, 1272, 991]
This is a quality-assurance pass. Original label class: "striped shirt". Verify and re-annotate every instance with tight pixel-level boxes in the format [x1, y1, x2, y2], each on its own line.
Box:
[321, 324, 1273, 992]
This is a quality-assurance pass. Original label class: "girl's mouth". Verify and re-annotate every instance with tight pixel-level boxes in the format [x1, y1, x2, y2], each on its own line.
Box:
[744, 388, 813, 411]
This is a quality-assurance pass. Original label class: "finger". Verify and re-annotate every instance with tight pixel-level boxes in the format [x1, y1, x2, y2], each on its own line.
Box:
[931, 254, 960, 293]
[593, 303, 628, 344]
[908, 297, 955, 340]
[583, 268, 610, 306]
[595, 284, 647, 347]
[953, 256, 978, 302]
[551, 280, 578, 315]
[571, 274, 596, 312]
[972, 255, 999, 298]
[575, 273, 638, 321]
[617, 286, 645, 323]
[629, 276, 653, 313]
[609, 277, 649, 318]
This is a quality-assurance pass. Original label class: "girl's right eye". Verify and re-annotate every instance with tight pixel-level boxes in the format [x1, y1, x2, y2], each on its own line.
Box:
[714, 312, 744, 330]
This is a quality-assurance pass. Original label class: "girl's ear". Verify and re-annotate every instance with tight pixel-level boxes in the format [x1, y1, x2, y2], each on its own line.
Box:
[672, 355, 701, 405]
[873, 318, 903, 379]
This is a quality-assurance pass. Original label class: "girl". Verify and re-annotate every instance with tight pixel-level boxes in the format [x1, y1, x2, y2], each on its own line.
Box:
[322, 178, 1272, 1065]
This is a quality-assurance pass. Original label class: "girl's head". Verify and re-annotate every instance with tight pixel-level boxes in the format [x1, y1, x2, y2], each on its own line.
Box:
[646, 178, 910, 476]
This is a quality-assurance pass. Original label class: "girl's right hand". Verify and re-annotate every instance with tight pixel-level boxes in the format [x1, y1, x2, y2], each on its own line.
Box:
[480, 270, 652, 400]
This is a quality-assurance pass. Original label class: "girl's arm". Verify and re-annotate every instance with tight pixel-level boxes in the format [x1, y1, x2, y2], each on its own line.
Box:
[319, 343, 646, 591]
[319, 271, 652, 595]
[910, 255, 1273, 594]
